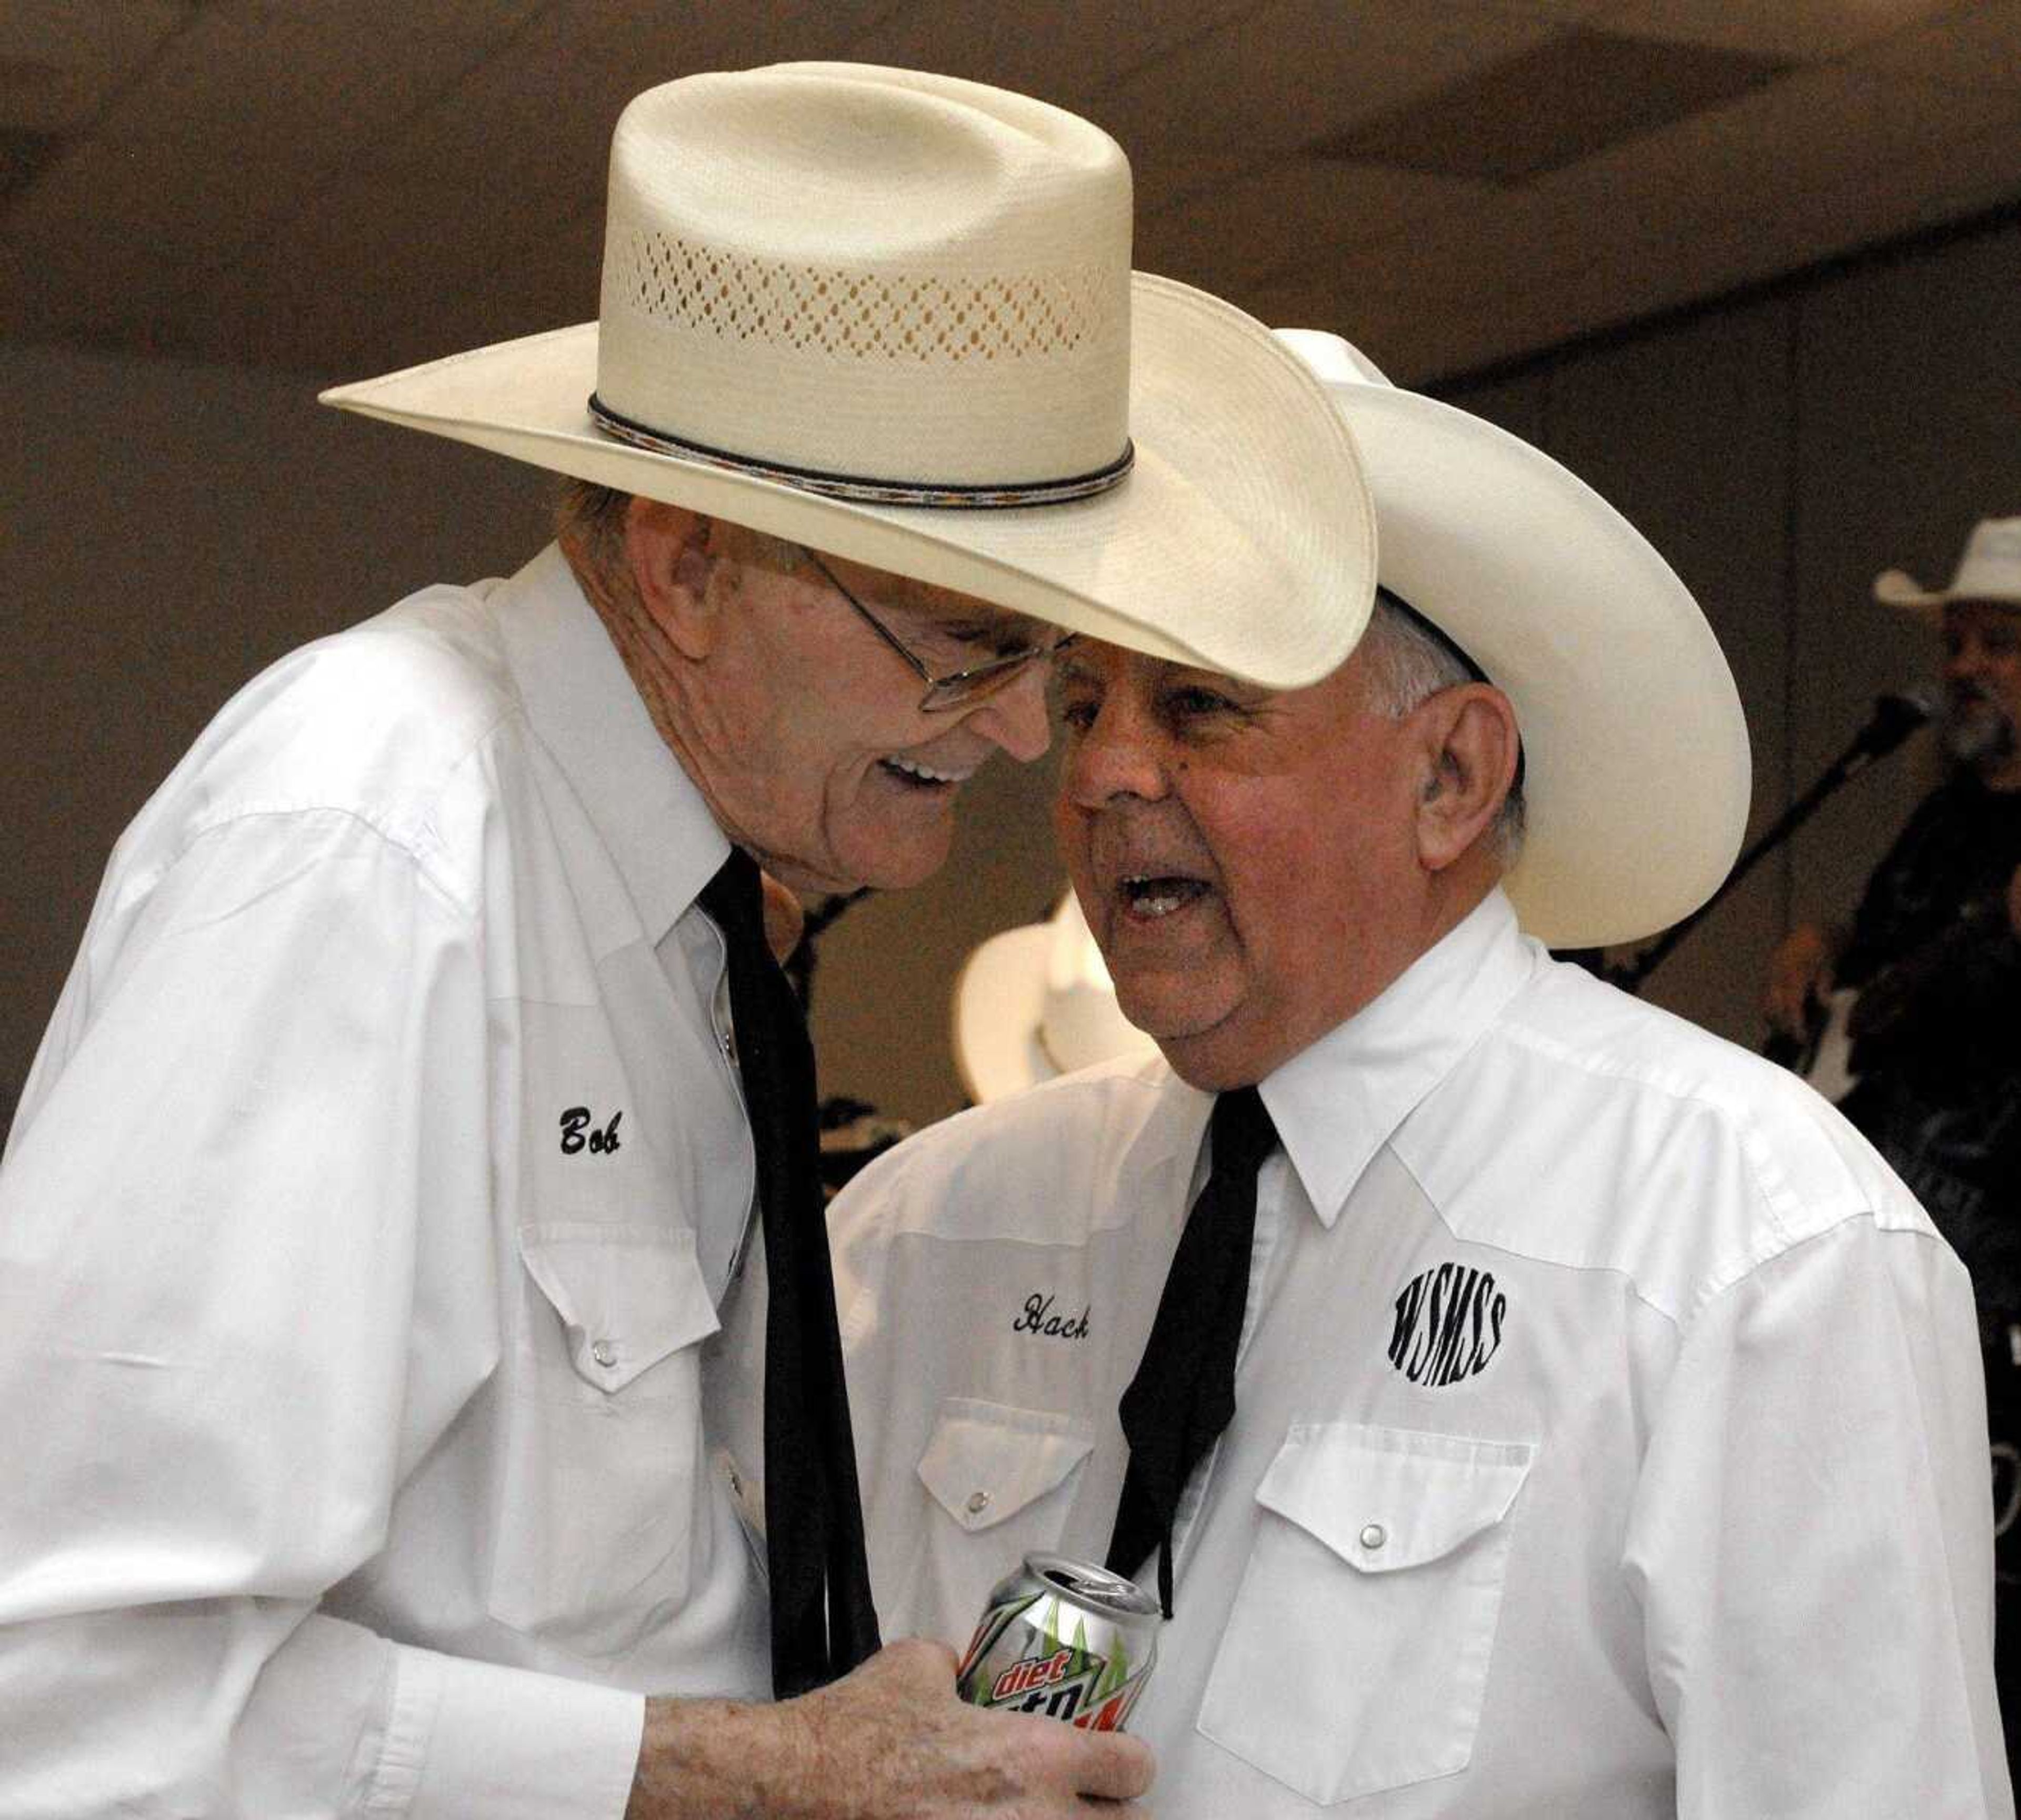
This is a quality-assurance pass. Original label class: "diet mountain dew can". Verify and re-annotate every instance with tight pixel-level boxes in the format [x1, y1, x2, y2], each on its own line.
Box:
[955, 1553, 1160, 1732]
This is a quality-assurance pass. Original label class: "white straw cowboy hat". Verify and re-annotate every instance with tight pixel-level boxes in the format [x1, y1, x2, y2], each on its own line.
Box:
[953, 891, 1158, 1103]
[1874, 518, 2021, 617]
[1274, 329, 1750, 949]
[322, 64, 1375, 689]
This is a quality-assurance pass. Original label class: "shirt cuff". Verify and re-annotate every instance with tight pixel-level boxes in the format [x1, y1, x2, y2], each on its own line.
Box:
[367, 1641, 646, 1820]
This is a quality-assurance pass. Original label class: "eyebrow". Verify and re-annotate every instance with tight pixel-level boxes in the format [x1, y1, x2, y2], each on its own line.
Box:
[916, 602, 1063, 652]
[1050, 646, 1103, 686]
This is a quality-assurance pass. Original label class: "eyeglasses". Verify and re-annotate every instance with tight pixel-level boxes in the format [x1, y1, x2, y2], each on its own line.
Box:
[798, 546, 1076, 715]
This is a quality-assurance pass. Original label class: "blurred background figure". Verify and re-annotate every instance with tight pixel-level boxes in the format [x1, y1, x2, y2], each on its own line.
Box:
[953, 890, 1161, 1105]
[1765, 515, 2021, 1773]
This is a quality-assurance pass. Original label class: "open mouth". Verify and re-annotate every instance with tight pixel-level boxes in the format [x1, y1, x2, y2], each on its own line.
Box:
[1119, 874, 1212, 919]
[879, 755, 974, 790]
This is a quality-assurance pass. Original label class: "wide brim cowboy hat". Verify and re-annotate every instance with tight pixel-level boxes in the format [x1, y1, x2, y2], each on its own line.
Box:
[1874, 517, 2021, 618]
[321, 64, 1376, 691]
[952, 891, 1158, 1104]
[1275, 329, 1751, 949]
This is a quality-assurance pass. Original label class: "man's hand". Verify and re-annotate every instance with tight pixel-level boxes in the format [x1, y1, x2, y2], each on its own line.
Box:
[1764, 922, 1840, 1042]
[626, 1639, 1155, 1819]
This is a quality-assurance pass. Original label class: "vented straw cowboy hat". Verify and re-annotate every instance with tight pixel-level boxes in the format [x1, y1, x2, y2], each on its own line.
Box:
[1275, 329, 1751, 949]
[1874, 517, 2021, 617]
[321, 64, 1376, 690]
[953, 891, 1157, 1104]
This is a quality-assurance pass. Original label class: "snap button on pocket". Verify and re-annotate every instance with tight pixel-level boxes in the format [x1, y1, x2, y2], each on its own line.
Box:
[916, 1399, 1094, 1534]
[518, 1223, 721, 1395]
[491, 1224, 723, 1658]
[1198, 1423, 1536, 1805]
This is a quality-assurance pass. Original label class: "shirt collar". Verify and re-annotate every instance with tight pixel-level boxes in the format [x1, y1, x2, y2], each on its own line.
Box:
[1259, 889, 1539, 1228]
[492, 544, 728, 943]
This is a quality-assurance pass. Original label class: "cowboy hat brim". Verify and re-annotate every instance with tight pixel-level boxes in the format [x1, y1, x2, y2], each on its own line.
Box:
[950, 922, 1054, 1105]
[1316, 375, 1752, 949]
[1873, 567, 2021, 616]
[321, 275, 1376, 692]
[952, 899, 1159, 1102]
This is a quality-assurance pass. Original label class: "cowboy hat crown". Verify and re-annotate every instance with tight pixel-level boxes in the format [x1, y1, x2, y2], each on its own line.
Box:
[323, 65, 1377, 691]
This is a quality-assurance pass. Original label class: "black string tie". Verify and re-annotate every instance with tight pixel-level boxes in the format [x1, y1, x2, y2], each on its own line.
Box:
[1105, 1084, 1278, 1618]
[697, 846, 881, 1696]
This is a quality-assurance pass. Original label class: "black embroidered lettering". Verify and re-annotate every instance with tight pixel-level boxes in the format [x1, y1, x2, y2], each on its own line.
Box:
[1013, 1292, 1090, 1341]
[1387, 1262, 1510, 1388]
[1014, 1293, 1051, 1334]
[1467, 1274, 1504, 1376]
[1409, 1263, 1453, 1383]
[1429, 1268, 1478, 1387]
[559, 1107, 622, 1157]
[1388, 1275, 1427, 1368]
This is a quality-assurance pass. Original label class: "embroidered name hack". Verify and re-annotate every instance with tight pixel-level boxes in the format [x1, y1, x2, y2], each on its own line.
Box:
[1388, 1262, 1505, 1387]
[1014, 1293, 1090, 1340]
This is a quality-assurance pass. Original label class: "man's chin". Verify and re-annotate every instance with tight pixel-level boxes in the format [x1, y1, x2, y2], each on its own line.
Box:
[1943, 706, 2016, 772]
[1115, 992, 1257, 1092]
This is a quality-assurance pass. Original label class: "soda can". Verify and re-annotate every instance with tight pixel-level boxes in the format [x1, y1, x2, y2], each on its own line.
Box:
[955, 1552, 1160, 1732]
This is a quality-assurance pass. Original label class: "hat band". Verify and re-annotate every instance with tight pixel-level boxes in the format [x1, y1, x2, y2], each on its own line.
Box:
[588, 393, 1134, 509]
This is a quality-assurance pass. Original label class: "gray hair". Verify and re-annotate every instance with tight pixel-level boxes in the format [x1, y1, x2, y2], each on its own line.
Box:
[1361, 589, 1527, 867]
[554, 478, 633, 579]
[553, 477, 802, 586]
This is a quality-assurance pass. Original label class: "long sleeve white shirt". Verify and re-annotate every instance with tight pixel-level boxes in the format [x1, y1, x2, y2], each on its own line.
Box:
[0, 545, 774, 1818]
[831, 890, 2012, 1817]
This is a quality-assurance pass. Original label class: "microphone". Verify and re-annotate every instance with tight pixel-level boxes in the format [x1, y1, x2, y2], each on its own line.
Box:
[1847, 690, 1934, 768]
[1610, 692, 1928, 994]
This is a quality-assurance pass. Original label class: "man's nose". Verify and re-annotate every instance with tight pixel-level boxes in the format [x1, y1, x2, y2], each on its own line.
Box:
[966, 660, 1052, 763]
[1061, 701, 1168, 807]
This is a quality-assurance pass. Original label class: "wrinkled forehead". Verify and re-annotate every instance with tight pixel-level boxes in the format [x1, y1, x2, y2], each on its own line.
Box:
[1051, 631, 1371, 703]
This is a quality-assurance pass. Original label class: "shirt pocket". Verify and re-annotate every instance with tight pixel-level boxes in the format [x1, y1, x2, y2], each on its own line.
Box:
[485, 1222, 722, 1660]
[908, 1398, 1095, 1644]
[1196, 1422, 1535, 1806]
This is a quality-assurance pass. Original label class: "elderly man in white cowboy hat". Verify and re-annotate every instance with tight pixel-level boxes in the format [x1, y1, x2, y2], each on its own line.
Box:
[1765, 512, 2021, 1786]
[0, 66, 1375, 1820]
[829, 335, 2009, 1816]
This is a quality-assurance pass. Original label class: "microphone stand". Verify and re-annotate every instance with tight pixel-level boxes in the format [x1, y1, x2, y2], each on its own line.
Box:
[1604, 699, 1928, 994]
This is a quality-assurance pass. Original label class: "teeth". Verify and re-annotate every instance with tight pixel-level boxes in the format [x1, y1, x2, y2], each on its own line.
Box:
[885, 756, 972, 784]
[1122, 874, 1200, 919]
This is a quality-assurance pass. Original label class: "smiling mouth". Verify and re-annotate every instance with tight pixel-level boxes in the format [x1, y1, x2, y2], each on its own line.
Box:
[1120, 874, 1212, 919]
[880, 755, 975, 789]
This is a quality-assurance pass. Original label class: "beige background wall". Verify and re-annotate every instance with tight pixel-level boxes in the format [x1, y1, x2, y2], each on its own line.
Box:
[4, 207, 2017, 1133]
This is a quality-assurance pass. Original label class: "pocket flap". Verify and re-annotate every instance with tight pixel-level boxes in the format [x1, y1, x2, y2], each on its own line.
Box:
[1255, 1423, 1535, 1574]
[916, 1398, 1095, 1533]
[519, 1222, 721, 1393]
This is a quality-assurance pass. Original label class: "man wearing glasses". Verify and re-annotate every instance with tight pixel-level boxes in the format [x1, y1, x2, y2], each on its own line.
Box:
[0, 66, 1372, 1820]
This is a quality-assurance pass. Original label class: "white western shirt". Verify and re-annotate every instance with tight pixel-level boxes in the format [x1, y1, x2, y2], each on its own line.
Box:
[832, 891, 2011, 1817]
[0, 546, 775, 1819]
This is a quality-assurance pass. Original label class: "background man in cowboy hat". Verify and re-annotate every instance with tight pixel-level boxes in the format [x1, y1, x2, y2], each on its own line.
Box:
[0, 66, 1375, 1819]
[1765, 512, 2021, 1781]
[829, 334, 2008, 1815]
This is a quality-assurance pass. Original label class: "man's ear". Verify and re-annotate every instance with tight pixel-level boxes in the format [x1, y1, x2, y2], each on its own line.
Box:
[623, 499, 717, 659]
[1413, 685, 1520, 873]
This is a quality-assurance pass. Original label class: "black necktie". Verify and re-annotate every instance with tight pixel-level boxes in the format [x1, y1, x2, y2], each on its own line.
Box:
[698, 846, 881, 1696]
[1105, 1085, 1278, 1618]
